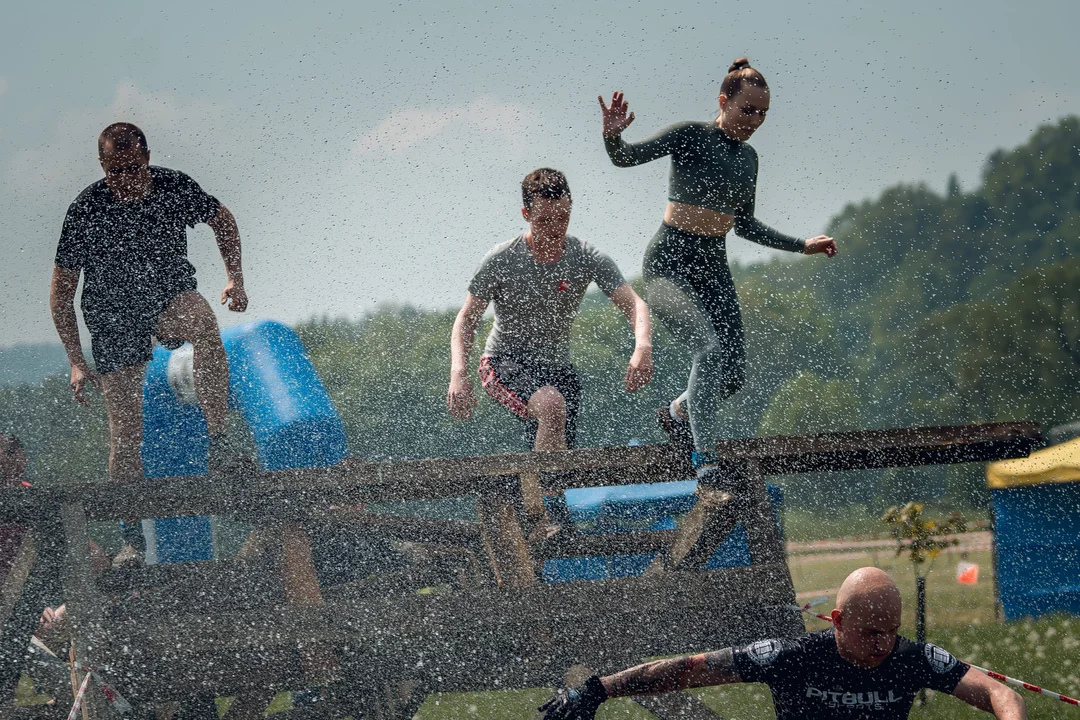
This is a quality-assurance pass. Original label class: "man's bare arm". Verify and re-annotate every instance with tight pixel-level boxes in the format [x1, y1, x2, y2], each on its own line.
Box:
[447, 293, 489, 420]
[601, 649, 742, 698]
[50, 265, 98, 404]
[450, 293, 488, 377]
[207, 205, 247, 311]
[608, 282, 653, 392]
[49, 266, 85, 367]
[609, 282, 651, 351]
[951, 668, 1027, 719]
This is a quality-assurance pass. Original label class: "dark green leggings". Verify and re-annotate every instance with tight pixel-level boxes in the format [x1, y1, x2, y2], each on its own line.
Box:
[643, 223, 746, 451]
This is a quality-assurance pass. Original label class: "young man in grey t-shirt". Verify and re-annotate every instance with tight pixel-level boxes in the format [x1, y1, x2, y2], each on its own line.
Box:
[447, 168, 653, 451]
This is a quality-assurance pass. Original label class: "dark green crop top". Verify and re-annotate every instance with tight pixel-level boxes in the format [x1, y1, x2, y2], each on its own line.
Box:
[604, 121, 805, 252]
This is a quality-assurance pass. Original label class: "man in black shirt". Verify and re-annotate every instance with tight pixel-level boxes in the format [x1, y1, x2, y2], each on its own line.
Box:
[540, 567, 1026, 719]
[49, 123, 247, 487]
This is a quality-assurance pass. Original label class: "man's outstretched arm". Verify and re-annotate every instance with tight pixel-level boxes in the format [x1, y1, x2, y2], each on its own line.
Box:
[951, 668, 1027, 719]
[602, 649, 743, 697]
[609, 283, 653, 392]
[206, 205, 247, 312]
[540, 650, 742, 720]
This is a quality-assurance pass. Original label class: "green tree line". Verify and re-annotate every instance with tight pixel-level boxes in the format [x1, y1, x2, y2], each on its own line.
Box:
[3, 117, 1078, 511]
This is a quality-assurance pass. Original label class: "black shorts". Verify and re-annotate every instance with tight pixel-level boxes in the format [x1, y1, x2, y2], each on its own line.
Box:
[85, 280, 196, 375]
[479, 354, 582, 449]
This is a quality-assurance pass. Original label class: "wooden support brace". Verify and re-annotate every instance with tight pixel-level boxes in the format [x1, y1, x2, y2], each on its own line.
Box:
[279, 523, 339, 686]
[60, 503, 107, 720]
[646, 484, 740, 574]
[476, 487, 536, 588]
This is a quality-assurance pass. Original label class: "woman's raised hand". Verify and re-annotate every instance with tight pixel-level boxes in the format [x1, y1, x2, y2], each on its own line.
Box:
[599, 91, 635, 137]
[803, 235, 838, 258]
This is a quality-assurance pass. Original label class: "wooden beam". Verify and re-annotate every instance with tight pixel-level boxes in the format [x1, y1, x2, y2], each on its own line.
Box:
[279, 523, 339, 686]
[0, 422, 1039, 525]
[645, 485, 740, 574]
[533, 528, 676, 561]
[726, 422, 1041, 475]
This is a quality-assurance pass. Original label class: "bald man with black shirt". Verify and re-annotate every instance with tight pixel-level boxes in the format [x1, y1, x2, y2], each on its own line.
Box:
[541, 567, 1026, 719]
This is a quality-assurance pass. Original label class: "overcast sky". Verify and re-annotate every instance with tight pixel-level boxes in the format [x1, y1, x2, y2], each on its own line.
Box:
[1, 0, 1077, 346]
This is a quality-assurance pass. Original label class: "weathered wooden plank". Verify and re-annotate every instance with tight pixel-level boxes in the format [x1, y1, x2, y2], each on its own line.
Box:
[0, 422, 1039, 525]
[99, 562, 800, 657]
[645, 484, 740, 574]
[0, 527, 44, 703]
[742, 462, 788, 567]
[278, 523, 339, 686]
[98, 557, 282, 621]
[0, 528, 35, 628]
[740, 421, 1041, 475]
[97, 583, 801, 702]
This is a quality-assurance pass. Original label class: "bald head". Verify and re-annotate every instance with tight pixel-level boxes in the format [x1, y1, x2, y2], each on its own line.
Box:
[832, 567, 903, 668]
[837, 567, 902, 619]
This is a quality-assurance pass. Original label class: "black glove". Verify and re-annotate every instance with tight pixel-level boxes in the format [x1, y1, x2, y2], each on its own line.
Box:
[538, 674, 608, 720]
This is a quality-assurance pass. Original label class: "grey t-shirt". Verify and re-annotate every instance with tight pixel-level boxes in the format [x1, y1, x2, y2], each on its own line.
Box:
[468, 235, 626, 366]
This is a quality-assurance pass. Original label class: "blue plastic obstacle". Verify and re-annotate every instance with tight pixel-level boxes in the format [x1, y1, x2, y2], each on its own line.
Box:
[139, 320, 347, 563]
[542, 481, 784, 583]
[992, 483, 1080, 620]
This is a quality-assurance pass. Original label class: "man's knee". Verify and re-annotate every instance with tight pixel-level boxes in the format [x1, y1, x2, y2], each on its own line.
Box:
[159, 293, 222, 348]
[528, 386, 567, 424]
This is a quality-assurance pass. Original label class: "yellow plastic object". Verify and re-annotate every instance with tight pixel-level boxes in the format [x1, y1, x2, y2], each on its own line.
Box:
[986, 436, 1080, 489]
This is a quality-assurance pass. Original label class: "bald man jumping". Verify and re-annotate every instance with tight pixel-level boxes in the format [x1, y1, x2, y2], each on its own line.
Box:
[540, 567, 1026, 719]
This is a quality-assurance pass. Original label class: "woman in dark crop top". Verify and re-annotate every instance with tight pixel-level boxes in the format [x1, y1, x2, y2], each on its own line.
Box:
[600, 58, 837, 479]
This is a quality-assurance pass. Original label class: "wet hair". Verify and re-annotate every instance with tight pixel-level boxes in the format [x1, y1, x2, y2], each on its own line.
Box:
[521, 168, 571, 210]
[720, 57, 768, 99]
[98, 122, 149, 158]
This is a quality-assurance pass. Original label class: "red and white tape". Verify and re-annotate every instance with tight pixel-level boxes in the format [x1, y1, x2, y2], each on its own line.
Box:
[65, 671, 92, 720]
[791, 598, 1080, 707]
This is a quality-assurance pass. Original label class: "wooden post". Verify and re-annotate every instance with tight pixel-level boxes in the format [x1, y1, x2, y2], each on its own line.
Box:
[279, 523, 339, 686]
[60, 503, 107, 720]
[476, 478, 536, 588]
[740, 461, 787, 567]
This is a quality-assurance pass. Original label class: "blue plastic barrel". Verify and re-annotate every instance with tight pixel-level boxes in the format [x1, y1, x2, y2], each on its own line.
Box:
[542, 482, 784, 582]
[993, 483, 1080, 619]
[139, 320, 347, 563]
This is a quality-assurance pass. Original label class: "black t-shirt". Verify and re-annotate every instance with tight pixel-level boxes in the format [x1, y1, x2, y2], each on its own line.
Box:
[55, 166, 220, 330]
[732, 630, 969, 719]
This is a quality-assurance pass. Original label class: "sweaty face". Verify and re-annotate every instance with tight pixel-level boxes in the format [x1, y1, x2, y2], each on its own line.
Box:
[100, 144, 152, 201]
[834, 598, 901, 669]
[524, 194, 572, 239]
[719, 85, 770, 141]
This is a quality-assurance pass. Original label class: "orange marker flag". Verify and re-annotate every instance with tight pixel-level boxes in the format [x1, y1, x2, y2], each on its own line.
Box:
[956, 561, 979, 585]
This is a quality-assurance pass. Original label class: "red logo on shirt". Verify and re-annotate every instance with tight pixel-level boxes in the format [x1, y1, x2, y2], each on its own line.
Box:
[556, 280, 571, 292]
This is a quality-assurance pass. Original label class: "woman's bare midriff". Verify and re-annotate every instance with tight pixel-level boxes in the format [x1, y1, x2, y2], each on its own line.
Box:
[664, 200, 735, 237]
